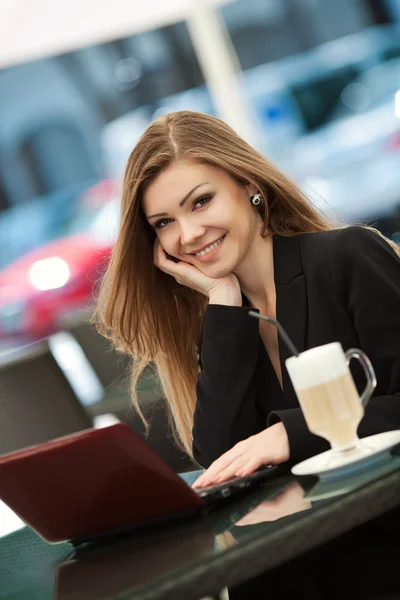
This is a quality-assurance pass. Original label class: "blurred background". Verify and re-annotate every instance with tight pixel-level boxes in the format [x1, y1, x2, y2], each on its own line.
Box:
[0, 0, 399, 499]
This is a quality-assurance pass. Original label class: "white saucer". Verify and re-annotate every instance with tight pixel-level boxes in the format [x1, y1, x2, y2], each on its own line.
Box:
[303, 455, 400, 501]
[291, 430, 400, 480]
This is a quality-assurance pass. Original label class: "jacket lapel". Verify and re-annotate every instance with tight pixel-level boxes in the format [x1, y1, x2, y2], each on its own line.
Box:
[273, 235, 308, 406]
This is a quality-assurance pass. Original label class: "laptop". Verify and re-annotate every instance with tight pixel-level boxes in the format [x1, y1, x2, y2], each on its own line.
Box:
[0, 423, 279, 545]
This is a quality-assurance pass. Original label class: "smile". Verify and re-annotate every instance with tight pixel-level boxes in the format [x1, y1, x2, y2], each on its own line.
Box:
[192, 235, 226, 257]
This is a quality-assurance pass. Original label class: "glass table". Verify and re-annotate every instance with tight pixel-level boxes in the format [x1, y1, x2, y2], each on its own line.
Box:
[1, 449, 400, 600]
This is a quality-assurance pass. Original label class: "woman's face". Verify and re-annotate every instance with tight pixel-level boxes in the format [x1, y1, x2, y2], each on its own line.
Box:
[142, 160, 261, 278]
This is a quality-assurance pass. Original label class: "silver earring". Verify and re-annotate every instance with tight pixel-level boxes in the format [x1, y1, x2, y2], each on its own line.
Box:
[251, 193, 262, 206]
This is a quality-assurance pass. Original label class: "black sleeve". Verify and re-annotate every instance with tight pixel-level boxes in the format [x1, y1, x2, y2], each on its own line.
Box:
[192, 305, 265, 467]
[269, 227, 400, 465]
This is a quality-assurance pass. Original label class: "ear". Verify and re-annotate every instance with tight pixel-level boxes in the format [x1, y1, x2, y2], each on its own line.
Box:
[245, 182, 258, 198]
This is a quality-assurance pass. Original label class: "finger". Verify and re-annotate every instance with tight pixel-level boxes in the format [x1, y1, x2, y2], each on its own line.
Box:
[211, 457, 249, 484]
[235, 456, 264, 478]
[195, 455, 247, 488]
[193, 467, 221, 488]
[153, 238, 161, 267]
[192, 438, 250, 488]
[193, 460, 232, 488]
[156, 239, 170, 267]
[193, 452, 239, 487]
[154, 241, 179, 276]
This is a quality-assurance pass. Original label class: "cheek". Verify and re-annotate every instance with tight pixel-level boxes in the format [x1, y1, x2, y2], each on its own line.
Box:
[219, 194, 252, 226]
[157, 228, 179, 253]
[208, 203, 237, 231]
[225, 206, 253, 239]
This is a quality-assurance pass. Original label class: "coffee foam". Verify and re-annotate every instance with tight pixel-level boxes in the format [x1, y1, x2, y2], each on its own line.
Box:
[285, 342, 348, 390]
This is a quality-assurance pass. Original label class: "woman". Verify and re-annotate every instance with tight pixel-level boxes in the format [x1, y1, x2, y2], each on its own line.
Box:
[94, 110, 400, 486]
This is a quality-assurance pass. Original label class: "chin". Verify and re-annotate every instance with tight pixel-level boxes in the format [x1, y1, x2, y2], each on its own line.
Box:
[199, 262, 236, 280]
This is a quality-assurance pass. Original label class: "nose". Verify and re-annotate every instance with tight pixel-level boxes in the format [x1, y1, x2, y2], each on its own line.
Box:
[179, 219, 206, 249]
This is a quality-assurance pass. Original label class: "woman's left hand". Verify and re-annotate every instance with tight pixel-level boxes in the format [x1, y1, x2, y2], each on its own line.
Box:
[193, 422, 290, 489]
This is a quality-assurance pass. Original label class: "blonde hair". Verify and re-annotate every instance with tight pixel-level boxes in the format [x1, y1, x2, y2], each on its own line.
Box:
[93, 110, 398, 457]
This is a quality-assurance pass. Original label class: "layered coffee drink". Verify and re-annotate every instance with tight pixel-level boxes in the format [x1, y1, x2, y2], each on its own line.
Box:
[286, 342, 365, 450]
[295, 372, 363, 449]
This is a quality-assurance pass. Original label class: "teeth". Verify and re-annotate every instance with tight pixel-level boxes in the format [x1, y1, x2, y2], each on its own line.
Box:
[195, 236, 224, 256]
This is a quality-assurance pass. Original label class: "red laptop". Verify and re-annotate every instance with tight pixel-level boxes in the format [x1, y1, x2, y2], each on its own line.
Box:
[0, 423, 277, 544]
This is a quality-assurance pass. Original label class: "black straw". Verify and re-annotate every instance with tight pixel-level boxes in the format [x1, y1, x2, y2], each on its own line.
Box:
[248, 310, 300, 357]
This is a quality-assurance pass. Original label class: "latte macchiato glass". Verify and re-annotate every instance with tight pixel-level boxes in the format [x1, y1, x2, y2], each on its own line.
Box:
[286, 342, 377, 452]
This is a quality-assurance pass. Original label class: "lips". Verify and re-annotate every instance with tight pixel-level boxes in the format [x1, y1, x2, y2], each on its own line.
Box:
[190, 234, 226, 256]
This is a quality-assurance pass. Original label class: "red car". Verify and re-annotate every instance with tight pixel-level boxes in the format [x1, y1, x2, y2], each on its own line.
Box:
[0, 234, 112, 342]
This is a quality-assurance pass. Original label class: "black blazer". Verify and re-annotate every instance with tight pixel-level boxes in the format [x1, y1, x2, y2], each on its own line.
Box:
[192, 226, 400, 468]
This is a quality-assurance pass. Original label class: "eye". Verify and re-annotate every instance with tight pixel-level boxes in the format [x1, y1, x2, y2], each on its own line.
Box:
[152, 218, 173, 230]
[192, 194, 213, 210]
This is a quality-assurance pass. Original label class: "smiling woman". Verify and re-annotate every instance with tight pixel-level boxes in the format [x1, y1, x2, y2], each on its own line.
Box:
[93, 110, 400, 483]
[143, 160, 263, 280]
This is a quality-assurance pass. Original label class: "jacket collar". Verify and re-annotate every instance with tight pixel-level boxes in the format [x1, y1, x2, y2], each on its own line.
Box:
[273, 234, 303, 285]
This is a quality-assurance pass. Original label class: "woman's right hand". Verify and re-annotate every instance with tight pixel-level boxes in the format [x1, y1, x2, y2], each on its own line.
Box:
[154, 240, 242, 305]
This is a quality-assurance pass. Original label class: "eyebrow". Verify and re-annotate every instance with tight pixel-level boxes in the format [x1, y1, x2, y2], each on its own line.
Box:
[147, 182, 210, 220]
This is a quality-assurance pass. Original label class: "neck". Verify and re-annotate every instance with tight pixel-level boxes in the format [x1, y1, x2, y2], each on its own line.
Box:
[233, 228, 275, 311]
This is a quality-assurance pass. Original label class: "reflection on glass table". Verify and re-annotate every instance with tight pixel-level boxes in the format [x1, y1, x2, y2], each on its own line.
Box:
[235, 481, 312, 527]
[232, 451, 400, 532]
[55, 452, 400, 597]
[1, 449, 400, 600]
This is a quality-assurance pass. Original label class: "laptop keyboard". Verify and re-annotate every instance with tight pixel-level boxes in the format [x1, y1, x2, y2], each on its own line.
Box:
[195, 465, 277, 502]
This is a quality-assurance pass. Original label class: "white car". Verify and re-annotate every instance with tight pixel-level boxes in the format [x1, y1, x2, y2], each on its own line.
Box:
[284, 60, 400, 223]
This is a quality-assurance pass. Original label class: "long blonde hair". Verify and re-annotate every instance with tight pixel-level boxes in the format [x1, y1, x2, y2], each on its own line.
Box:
[93, 110, 397, 457]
